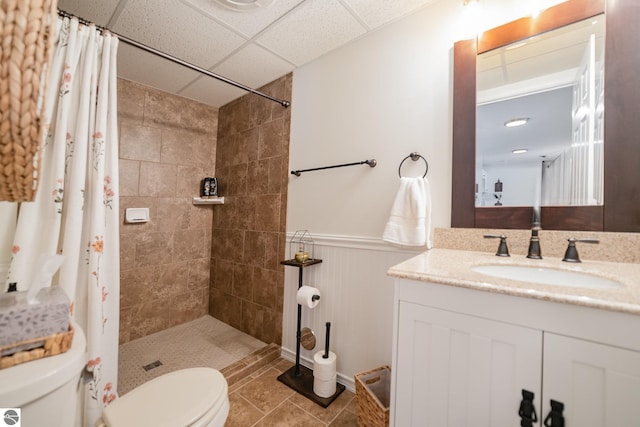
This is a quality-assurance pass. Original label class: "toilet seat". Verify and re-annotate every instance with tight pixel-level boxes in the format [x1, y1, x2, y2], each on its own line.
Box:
[101, 367, 228, 427]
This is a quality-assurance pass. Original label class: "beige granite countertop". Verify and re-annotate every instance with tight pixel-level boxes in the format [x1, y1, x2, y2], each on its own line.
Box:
[388, 248, 640, 315]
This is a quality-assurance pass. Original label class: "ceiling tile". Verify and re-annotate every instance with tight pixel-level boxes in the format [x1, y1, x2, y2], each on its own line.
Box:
[117, 43, 202, 94]
[256, 0, 367, 66]
[112, 0, 247, 70]
[57, 0, 121, 26]
[342, 0, 438, 29]
[179, 76, 247, 107]
[210, 43, 295, 89]
[180, 0, 305, 38]
[58, 0, 444, 107]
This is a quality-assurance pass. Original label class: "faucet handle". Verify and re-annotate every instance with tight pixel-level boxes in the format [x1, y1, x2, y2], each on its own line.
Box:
[484, 234, 510, 257]
[562, 237, 599, 263]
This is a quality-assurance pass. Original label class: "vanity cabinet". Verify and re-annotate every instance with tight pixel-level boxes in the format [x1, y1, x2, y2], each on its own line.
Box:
[542, 333, 640, 426]
[391, 279, 640, 427]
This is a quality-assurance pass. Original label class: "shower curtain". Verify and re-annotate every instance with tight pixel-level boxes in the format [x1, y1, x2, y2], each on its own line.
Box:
[7, 17, 120, 425]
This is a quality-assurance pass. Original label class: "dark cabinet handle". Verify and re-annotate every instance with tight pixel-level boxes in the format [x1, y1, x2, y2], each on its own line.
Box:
[543, 400, 565, 427]
[519, 389, 538, 427]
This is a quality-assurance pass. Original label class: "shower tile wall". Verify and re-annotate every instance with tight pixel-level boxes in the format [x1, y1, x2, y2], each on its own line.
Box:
[118, 79, 218, 344]
[210, 74, 292, 345]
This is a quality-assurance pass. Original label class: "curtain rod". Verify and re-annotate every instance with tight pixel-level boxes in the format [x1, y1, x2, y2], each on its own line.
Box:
[57, 9, 291, 108]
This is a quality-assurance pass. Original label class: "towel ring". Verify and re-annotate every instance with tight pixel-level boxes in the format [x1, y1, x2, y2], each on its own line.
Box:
[398, 152, 428, 178]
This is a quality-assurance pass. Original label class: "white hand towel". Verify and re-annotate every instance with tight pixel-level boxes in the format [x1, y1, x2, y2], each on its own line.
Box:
[382, 177, 432, 248]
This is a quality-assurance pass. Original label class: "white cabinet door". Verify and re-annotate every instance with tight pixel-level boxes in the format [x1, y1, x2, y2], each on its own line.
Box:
[394, 302, 543, 427]
[542, 333, 640, 427]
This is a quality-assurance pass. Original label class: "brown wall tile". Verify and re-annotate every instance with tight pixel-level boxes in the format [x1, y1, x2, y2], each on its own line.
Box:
[244, 231, 266, 268]
[135, 231, 174, 267]
[210, 74, 292, 345]
[253, 267, 278, 309]
[214, 259, 234, 294]
[242, 301, 264, 339]
[161, 129, 214, 167]
[233, 264, 253, 298]
[118, 81, 218, 343]
[247, 160, 270, 196]
[189, 204, 214, 229]
[155, 197, 190, 231]
[218, 98, 249, 138]
[119, 236, 137, 272]
[174, 229, 207, 261]
[211, 228, 245, 262]
[268, 156, 283, 194]
[118, 79, 146, 122]
[139, 162, 178, 197]
[255, 194, 281, 232]
[177, 165, 213, 196]
[258, 118, 284, 160]
[119, 159, 140, 197]
[120, 122, 162, 162]
[118, 74, 289, 345]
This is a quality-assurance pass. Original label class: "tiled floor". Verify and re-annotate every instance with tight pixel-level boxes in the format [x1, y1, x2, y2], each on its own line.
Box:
[118, 315, 358, 426]
[118, 315, 267, 395]
[224, 357, 357, 426]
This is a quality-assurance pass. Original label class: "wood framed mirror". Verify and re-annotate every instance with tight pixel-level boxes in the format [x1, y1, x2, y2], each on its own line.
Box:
[452, 0, 640, 232]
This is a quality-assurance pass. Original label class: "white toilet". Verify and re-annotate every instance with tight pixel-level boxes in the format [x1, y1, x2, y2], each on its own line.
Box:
[97, 367, 229, 427]
[0, 323, 229, 427]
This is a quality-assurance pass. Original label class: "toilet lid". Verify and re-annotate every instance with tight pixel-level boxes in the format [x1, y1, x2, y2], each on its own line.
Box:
[102, 367, 227, 427]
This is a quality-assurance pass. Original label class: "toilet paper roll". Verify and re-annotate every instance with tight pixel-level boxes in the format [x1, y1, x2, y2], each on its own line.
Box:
[314, 375, 337, 398]
[313, 350, 337, 380]
[296, 286, 321, 309]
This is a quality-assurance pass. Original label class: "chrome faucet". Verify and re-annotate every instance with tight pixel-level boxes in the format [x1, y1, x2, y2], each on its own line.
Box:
[526, 207, 542, 259]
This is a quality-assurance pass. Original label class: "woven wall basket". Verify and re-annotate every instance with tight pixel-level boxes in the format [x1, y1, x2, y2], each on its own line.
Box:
[0, 0, 59, 202]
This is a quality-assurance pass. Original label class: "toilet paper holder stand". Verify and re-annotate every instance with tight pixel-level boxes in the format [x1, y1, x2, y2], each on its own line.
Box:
[277, 257, 345, 407]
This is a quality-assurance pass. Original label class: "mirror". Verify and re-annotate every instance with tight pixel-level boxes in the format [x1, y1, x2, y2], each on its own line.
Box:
[452, 0, 640, 232]
[476, 16, 605, 208]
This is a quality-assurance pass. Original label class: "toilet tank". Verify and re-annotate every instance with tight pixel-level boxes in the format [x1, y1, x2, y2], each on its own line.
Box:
[0, 321, 86, 427]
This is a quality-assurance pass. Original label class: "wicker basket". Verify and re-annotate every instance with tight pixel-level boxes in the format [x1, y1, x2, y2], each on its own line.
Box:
[0, 0, 59, 202]
[354, 365, 391, 427]
[0, 324, 74, 369]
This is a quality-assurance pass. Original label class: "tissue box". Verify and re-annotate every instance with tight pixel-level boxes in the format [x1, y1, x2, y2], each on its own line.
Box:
[0, 286, 71, 362]
[0, 324, 74, 369]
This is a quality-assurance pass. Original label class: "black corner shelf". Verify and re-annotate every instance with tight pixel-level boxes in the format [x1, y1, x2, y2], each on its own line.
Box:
[280, 258, 323, 268]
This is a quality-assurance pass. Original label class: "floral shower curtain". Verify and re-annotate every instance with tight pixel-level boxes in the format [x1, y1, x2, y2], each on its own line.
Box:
[7, 17, 119, 425]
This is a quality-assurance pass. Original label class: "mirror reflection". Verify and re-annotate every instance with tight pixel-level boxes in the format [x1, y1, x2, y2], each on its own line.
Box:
[475, 15, 605, 208]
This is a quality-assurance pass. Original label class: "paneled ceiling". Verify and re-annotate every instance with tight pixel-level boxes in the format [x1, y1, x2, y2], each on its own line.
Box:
[57, 0, 439, 107]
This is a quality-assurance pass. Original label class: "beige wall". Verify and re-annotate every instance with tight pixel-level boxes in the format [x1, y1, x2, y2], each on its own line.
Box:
[209, 74, 292, 345]
[117, 79, 218, 344]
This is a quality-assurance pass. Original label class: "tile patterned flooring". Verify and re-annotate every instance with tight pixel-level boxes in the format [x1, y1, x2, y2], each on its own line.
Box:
[118, 315, 267, 395]
[118, 315, 358, 426]
[223, 357, 357, 426]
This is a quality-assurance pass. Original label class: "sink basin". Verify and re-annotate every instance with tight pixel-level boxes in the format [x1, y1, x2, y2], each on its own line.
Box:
[471, 265, 623, 289]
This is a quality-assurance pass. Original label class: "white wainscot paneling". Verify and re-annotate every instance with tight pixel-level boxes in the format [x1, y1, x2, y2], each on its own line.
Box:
[281, 234, 418, 392]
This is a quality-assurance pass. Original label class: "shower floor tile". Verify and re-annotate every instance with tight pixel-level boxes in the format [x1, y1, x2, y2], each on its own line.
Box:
[118, 315, 266, 395]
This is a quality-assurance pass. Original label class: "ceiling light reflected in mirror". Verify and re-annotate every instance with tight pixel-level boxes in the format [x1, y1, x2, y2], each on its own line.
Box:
[504, 118, 530, 127]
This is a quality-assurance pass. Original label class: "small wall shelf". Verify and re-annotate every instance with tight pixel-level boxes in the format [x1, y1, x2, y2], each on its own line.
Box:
[281, 259, 322, 268]
[192, 196, 224, 205]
